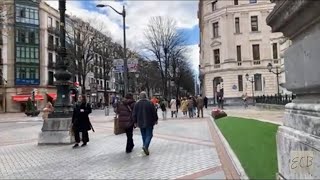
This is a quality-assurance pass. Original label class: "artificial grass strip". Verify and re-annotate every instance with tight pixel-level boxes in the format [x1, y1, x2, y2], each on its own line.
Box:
[216, 116, 279, 180]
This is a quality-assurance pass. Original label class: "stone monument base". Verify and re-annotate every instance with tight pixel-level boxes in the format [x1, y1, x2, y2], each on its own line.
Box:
[38, 117, 75, 145]
[277, 103, 320, 179]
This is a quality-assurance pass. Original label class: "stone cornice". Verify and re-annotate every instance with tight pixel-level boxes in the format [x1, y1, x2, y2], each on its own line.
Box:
[266, 0, 320, 38]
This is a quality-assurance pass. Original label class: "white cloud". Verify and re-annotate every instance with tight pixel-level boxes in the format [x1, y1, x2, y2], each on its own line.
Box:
[186, 44, 200, 74]
[45, 0, 199, 66]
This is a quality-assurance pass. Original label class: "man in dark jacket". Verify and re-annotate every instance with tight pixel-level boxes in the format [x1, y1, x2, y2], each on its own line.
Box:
[116, 93, 136, 153]
[132, 91, 158, 156]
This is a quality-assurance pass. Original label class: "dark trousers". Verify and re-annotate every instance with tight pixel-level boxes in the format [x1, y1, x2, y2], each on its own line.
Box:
[140, 127, 153, 149]
[74, 130, 89, 143]
[188, 108, 194, 118]
[125, 126, 134, 151]
[197, 107, 204, 118]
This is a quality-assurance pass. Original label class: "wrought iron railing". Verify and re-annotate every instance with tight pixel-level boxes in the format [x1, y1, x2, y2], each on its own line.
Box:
[256, 94, 296, 105]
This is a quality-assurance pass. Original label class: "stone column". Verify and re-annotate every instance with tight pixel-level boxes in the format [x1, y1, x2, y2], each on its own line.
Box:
[267, 0, 320, 179]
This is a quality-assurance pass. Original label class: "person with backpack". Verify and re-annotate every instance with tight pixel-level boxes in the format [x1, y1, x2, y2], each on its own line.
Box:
[160, 98, 168, 120]
[116, 93, 136, 153]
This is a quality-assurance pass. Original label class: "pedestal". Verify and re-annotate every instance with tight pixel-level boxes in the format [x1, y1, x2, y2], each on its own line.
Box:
[38, 118, 74, 145]
[266, 0, 320, 179]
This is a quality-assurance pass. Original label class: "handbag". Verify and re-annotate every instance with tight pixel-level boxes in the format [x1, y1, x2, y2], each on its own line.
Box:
[114, 116, 126, 135]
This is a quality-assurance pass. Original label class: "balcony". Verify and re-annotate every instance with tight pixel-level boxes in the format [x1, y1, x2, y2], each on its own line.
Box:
[47, 26, 60, 35]
[48, 61, 56, 69]
[253, 60, 261, 65]
[214, 64, 221, 69]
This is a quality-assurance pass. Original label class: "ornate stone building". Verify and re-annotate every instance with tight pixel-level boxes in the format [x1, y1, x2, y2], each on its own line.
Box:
[198, 0, 284, 105]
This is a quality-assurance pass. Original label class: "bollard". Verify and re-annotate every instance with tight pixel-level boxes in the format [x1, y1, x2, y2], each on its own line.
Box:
[105, 106, 110, 116]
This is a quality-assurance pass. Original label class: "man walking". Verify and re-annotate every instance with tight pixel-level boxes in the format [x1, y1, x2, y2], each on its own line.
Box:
[132, 91, 158, 156]
[196, 94, 204, 118]
[204, 96, 208, 109]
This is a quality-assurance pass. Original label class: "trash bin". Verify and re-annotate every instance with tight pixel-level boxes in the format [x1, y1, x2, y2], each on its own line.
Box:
[105, 106, 110, 116]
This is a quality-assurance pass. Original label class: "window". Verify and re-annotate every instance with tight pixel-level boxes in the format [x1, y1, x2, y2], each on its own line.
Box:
[20, 31, 26, 43]
[211, 1, 217, 11]
[48, 17, 52, 27]
[238, 75, 243, 91]
[236, 45, 241, 62]
[29, 69, 36, 79]
[16, 5, 39, 25]
[250, 0, 257, 3]
[19, 7, 26, 18]
[212, 22, 219, 38]
[55, 20, 59, 30]
[254, 74, 262, 91]
[48, 35, 54, 46]
[273, 43, 278, 59]
[234, 0, 239, 5]
[252, 44, 260, 60]
[48, 71, 54, 85]
[29, 31, 35, 44]
[55, 37, 59, 46]
[251, 16, 258, 32]
[213, 49, 220, 64]
[235, 17, 240, 33]
[19, 68, 26, 79]
[48, 53, 53, 63]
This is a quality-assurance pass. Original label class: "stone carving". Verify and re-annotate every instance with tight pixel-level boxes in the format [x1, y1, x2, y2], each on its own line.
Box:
[210, 40, 221, 48]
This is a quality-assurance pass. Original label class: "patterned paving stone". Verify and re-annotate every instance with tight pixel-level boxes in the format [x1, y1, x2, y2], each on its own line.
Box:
[0, 111, 231, 179]
[0, 133, 221, 179]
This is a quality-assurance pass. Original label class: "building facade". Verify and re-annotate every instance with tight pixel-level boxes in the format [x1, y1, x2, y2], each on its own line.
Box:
[0, 0, 117, 112]
[198, 0, 285, 105]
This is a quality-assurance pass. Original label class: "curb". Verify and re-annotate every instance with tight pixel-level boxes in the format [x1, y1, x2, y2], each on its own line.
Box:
[209, 116, 249, 180]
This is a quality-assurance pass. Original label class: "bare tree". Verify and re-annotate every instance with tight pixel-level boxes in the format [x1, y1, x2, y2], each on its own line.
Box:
[0, 1, 14, 37]
[144, 16, 187, 99]
[66, 18, 100, 92]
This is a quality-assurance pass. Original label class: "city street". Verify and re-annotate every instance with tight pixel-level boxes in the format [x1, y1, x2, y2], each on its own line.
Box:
[0, 109, 237, 179]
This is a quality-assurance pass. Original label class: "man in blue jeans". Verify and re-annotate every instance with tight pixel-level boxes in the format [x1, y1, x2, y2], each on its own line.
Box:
[132, 91, 158, 156]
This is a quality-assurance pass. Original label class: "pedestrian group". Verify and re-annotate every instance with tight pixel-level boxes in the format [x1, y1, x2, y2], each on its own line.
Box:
[68, 91, 208, 156]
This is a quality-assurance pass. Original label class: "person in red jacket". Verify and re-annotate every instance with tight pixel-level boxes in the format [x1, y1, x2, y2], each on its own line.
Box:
[116, 93, 136, 153]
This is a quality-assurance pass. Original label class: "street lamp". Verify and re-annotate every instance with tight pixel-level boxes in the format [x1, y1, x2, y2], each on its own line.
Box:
[96, 4, 128, 95]
[267, 63, 284, 96]
[245, 73, 255, 106]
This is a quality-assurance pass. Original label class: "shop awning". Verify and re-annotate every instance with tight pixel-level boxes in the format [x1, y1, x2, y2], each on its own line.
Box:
[12, 95, 44, 102]
[47, 93, 57, 101]
[47, 93, 75, 101]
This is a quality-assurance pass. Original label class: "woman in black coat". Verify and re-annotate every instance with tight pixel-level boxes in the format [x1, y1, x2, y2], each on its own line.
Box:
[72, 95, 93, 148]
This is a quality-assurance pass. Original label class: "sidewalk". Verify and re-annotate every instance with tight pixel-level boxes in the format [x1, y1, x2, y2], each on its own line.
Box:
[0, 111, 239, 179]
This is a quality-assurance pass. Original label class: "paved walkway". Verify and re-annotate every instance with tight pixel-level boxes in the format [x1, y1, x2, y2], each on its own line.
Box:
[0, 110, 239, 179]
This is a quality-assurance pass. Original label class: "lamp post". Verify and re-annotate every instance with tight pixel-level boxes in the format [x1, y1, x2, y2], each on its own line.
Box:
[38, 0, 74, 145]
[267, 63, 284, 96]
[96, 4, 128, 96]
[245, 73, 255, 106]
[49, 0, 72, 117]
